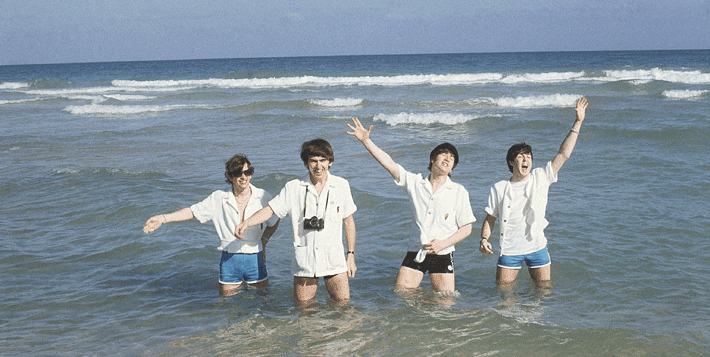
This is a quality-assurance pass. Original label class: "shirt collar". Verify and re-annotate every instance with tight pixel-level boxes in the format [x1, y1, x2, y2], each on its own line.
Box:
[423, 174, 453, 193]
[225, 184, 260, 207]
[300, 171, 334, 189]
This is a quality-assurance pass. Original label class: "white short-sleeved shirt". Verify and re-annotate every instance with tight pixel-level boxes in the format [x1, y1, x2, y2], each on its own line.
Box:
[395, 165, 476, 255]
[268, 172, 357, 277]
[190, 184, 278, 254]
[485, 161, 558, 256]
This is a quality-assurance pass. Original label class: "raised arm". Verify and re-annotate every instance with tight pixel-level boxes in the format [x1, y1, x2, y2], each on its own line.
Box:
[346, 118, 400, 182]
[551, 97, 588, 176]
[143, 207, 194, 233]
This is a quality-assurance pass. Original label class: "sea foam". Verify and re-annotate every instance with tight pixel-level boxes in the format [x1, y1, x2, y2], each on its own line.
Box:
[491, 94, 582, 108]
[1, 82, 29, 90]
[109, 71, 588, 90]
[0, 97, 47, 105]
[662, 89, 708, 99]
[309, 98, 363, 107]
[63, 104, 210, 115]
[603, 68, 710, 84]
[374, 112, 490, 126]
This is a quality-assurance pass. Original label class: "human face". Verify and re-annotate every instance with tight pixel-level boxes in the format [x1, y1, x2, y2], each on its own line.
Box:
[232, 163, 253, 190]
[430, 152, 456, 176]
[306, 156, 332, 182]
[510, 153, 532, 180]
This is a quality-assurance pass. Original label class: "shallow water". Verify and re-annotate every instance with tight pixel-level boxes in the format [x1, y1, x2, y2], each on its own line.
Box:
[1, 51, 709, 356]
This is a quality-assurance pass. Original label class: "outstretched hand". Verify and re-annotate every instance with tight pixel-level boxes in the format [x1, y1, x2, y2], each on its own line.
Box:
[575, 97, 588, 122]
[143, 215, 165, 233]
[346, 118, 372, 143]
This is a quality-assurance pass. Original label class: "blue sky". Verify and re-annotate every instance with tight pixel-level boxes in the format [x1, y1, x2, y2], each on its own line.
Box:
[1, 0, 709, 65]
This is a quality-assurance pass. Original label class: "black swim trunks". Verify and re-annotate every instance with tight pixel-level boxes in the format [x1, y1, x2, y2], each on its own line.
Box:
[401, 251, 454, 274]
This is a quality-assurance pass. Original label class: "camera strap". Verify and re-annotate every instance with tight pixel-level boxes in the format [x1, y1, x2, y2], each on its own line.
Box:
[303, 188, 330, 220]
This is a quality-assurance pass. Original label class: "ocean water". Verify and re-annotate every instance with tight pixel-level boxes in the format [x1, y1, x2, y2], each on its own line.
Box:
[1, 51, 709, 356]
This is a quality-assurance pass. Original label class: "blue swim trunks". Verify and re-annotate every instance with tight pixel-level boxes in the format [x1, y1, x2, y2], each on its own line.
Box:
[497, 247, 551, 269]
[219, 251, 268, 284]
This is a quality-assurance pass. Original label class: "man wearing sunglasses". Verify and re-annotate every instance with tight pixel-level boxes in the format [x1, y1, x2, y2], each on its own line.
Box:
[143, 154, 280, 296]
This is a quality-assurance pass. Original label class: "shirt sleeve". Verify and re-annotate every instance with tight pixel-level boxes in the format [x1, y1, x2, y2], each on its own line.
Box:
[190, 191, 219, 224]
[456, 187, 476, 225]
[268, 183, 293, 219]
[393, 164, 409, 188]
[484, 185, 499, 218]
[262, 191, 280, 227]
[544, 161, 558, 184]
[340, 180, 357, 218]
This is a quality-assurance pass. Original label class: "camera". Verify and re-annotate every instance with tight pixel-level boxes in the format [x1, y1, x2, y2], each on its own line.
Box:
[303, 216, 325, 231]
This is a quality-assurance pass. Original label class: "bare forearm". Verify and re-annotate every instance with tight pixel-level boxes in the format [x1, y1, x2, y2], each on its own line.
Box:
[424, 223, 472, 254]
[344, 215, 356, 252]
[261, 219, 280, 244]
[442, 223, 472, 248]
[361, 138, 399, 181]
[163, 207, 194, 223]
[479, 214, 496, 255]
[245, 206, 275, 228]
[144, 207, 193, 233]
[553, 98, 587, 173]
[557, 127, 580, 160]
[481, 215, 496, 239]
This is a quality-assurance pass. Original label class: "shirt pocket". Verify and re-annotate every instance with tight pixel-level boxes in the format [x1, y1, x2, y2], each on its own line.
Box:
[327, 198, 342, 222]
[432, 208, 457, 238]
[293, 245, 310, 272]
[323, 245, 346, 271]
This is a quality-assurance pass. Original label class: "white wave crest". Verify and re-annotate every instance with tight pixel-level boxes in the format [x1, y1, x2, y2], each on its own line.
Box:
[63, 104, 210, 115]
[0, 97, 47, 105]
[0, 82, 29, 90]
[374, 112, 488, 126]
[491, 94, 582, 108]
[662, 89, 708, 99]
[501, 71, 585, 84]
[309, 97, 363, 107]
[18, 87, 117, 96]
[103, 94, 156, 101]
[109, 71, 590, 90]
[604, 68, 710, 84]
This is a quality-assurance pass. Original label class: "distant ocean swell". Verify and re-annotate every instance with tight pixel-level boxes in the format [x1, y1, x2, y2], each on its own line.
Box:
[2, 66, 709, 121]
[57, 95, 582, 118]
[3, 68, 710, 92]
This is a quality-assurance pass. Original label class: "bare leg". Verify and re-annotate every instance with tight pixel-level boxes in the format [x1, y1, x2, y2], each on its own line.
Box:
[394, 266, 424, 291]
[496, 267, 520, 285]
[294, 276, 319, 303]
[247, 278, 269, 288]
[324, 272, 350, 303]
[219, 282, 242, 296]
[429, 273, 455, 292]
[528, 265, 551, 290]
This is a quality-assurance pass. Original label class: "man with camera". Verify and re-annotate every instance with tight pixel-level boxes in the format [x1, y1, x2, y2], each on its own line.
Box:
[235, 139, 357, 305]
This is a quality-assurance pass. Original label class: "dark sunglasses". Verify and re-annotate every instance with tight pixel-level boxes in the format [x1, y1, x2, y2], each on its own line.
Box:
[231, 166, 254, 177]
